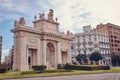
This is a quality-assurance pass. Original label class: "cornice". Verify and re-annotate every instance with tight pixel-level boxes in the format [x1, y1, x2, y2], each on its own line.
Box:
[11, 26, 71, 41]
[33, 19, 59, 25]
[11, 26, 42, 35]
[41, 31, 71, 41]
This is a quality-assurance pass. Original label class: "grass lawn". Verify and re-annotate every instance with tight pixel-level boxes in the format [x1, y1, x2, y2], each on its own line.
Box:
[0, 68, 120, 79]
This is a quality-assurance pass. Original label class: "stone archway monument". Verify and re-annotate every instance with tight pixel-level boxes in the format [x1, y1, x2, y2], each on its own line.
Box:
[11, 9, 72, 71]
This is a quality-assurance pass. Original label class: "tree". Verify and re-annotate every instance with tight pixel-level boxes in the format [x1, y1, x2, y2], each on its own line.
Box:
[89, 51, 102, 64]
[76, 54, 85, 64]
[111, 55, 120, 66]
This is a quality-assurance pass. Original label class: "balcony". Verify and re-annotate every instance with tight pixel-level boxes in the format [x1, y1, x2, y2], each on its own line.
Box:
[77, 42, 81, 47]
[82, 41, 87, 46]
[88, 41, 93, 46]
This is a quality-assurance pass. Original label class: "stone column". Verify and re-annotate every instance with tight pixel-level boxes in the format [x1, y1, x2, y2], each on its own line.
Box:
[37, 39, 41, 65]
[42, 40, 47, 65]
[53, 43, 56, 68]
[12, 34, 20, 71]
[57, 42, 62, 64]
[20, 37, 28, 70]
[68, 42, 71, 63]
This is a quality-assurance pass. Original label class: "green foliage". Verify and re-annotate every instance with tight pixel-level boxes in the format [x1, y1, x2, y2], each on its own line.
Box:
[0, 67, 8, 73]
[32, 65, 47, 71]
[89, 51, 102, 62]
[57, 64, 64, 69]
[63, 64, 110, 70]
[76, 54, 85, 64]
[111, 55, 120, 66]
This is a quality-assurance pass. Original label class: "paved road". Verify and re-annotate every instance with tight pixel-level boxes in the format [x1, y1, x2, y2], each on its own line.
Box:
[4, 73, 120, 80]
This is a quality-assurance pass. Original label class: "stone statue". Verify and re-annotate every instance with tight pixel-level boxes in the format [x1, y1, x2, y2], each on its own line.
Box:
[34, 15, 37, 20]
[39, 13, 44, 20]
[19, 17, 25, 26]
[67, 30, 70, 36]
[14, 20, 20, 27]
[49, 9, 53, 14]
[55, 17, 58, 22]
[48, 9, 54, 22]
[14, 17, 25, 27]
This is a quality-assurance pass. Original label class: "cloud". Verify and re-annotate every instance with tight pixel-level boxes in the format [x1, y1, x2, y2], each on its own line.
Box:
[38, 0, 120, 33]
[0, 0, 29, 13]
[1, 0, 120, 62]
[1, 0, 120, 33]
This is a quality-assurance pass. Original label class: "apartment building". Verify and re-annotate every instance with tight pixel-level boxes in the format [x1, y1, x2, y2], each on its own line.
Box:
[96, 23, 120, 56]
[71, 25, 110, 64]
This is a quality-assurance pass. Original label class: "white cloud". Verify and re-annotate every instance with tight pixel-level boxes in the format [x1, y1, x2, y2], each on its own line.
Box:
[1, 0, 120, 32]
[41, 0, 120, 33]
[1, 0, 120, 61]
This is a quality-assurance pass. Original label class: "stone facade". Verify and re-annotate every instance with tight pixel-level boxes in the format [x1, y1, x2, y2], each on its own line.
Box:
[71, 25, 110, 65]
[11, 9, 71, 71]
[95, 23, 120, 56]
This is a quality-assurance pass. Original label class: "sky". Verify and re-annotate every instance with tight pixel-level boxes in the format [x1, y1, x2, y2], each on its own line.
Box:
[0, 0, 120, 62]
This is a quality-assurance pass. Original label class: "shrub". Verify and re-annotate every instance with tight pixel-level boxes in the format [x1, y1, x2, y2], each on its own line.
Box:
[57, 64, 64, 69]
[63, 64, 110, 70]
[32, 65, 47, 71]
[0, 67, 8, 73]
[98, 66, 110, 70]
[64, 64, 92, 70]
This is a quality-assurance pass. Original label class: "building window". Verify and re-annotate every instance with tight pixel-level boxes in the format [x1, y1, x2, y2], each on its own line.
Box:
[83, 35, 85, 38]
[111, 39, 113, 42]
[89, 38, 91, 41]
[111, 44, 114, 47]
[115, 44, 117, 47]
[89, 48, 93, 52]
[94, 38, 97, 41]
[71, 45, 74, 50]
[114, 36, 117, 38]
[83, 39, 85, 41]
[112, 52, 115, 55]
[88, 41, 93, 46]
[95, 44, 98, 48]
[118, 48, 120, 51]
[110, 35, 113, 38]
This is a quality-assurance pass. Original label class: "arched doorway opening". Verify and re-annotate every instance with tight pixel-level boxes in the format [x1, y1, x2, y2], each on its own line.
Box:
[46, 42, 55, 68]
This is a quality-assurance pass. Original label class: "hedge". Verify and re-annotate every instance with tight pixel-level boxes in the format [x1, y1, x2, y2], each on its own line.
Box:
[0, 67, 8, 73]
[32, 65, 47, 71]
[64, 64, 110, 70]
[57, 64, 64, 69]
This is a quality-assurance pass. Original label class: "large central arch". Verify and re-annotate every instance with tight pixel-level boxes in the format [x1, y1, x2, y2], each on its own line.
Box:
[46, 42, 55, 68]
